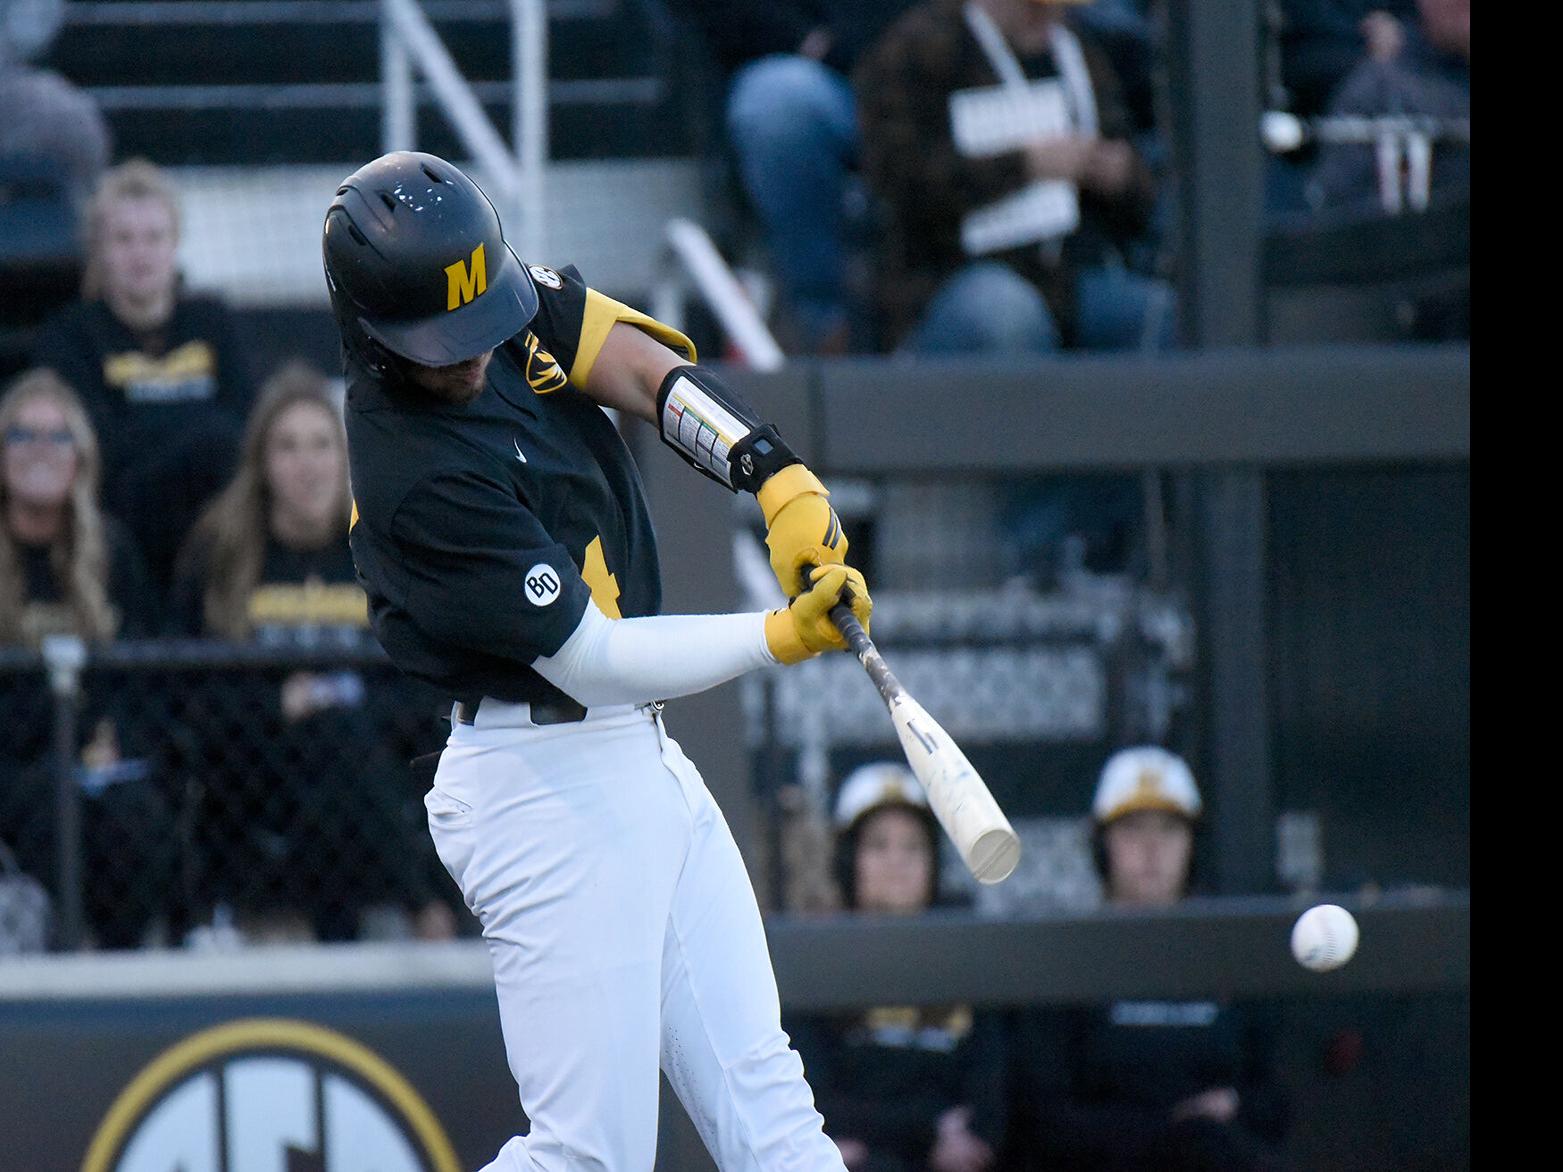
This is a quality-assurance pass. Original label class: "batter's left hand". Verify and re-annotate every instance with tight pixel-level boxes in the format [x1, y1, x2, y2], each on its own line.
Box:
[765, 564, 872, 664]
[757, 465, 847, 598]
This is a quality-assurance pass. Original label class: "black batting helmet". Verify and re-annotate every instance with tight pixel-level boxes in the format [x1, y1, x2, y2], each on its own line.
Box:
[322, 151, 537, 374]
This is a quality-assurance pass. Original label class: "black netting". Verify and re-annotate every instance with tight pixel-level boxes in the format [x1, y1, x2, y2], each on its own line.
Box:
[1, 643, 462, 951]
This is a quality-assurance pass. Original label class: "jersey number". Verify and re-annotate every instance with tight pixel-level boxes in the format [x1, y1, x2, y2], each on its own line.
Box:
[581, 536, 622, 619]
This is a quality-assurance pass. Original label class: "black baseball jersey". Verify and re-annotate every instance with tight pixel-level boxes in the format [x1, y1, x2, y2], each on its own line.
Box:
[345, 264, 695, 705]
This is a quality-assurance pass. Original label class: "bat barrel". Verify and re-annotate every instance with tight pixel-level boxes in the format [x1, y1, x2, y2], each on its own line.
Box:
[813, 571, 1022, 888]
[968, 826, 1023, 885]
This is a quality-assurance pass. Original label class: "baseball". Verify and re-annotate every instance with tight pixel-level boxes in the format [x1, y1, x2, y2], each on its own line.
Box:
[1262, 110, 1306, 153]
[1291, 904, 1360, 972]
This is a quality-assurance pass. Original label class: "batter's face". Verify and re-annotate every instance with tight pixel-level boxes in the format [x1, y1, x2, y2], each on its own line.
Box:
[265, 401, 346, 533]
[4, 395, 80, 510]
[852, 807, 935, 915]
[1104, 810, 1193, 906]
[404, 349, 495, 404]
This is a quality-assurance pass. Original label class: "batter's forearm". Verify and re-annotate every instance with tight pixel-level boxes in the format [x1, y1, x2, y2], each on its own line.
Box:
[532, 605, 777, 707]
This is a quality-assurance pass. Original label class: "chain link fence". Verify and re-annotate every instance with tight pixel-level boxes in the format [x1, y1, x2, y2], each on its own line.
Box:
[1, 575, 1201, 952]
[747, 579, 1199, 917]
[0, 639, 458, 953]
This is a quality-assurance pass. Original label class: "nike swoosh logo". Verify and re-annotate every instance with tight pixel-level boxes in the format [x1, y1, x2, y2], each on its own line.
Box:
[514, 439, 528, 463]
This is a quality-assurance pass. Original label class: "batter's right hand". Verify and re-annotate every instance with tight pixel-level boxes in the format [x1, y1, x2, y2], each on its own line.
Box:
[765, 564, 872, 664]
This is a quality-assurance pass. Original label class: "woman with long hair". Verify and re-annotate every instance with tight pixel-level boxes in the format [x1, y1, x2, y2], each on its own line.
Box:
[171, 361, 448, 944]
[0, 369, 168, 950]
[0, 369, 152, 645]
[787, 762, 1007, 1172]
[171, 360, 361, 648]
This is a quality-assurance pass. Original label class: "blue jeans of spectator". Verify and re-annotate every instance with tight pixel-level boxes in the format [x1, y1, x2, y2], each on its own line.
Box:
[727, 55, 859, 341]
[904, 258, 1172, 584]
[906, 259, 1177, 353]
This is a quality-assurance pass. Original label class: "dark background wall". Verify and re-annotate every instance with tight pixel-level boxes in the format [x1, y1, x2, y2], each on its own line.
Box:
[1270, 464, 1471, 889]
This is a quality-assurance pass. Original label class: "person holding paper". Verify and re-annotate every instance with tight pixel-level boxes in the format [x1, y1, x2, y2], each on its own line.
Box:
[856, 0, 1173, 354]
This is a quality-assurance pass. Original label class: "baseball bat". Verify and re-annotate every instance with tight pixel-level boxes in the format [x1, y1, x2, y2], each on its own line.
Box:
[830, 601, 1022, 885]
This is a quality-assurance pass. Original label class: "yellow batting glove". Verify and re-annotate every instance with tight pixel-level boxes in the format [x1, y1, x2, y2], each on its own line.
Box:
[765, 564, 873, 665]
[758, 465, 847, 598]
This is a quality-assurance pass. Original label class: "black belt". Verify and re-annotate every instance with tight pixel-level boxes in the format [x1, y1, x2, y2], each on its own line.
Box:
[453, 699, 589, 727]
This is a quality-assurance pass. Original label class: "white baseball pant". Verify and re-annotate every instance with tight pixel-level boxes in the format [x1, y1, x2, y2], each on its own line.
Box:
[424, 700, 846, 1172]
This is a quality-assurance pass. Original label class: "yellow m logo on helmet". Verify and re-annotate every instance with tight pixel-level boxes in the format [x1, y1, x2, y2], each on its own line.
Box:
[445, 242, 488, 310]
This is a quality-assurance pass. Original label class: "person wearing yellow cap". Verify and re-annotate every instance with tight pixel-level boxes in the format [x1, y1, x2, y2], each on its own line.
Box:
[1004, 747, 1288, 1169]
[1091, 745, 1203, 906]
[786, 762, 1009, 1172]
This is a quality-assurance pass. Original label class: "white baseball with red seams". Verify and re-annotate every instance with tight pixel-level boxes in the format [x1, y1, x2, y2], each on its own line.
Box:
[1290, 904, 1360, 972]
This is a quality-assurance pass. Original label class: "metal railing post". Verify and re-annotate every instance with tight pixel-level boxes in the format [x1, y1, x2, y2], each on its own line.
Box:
[42, 636, 87, 951]
[511, 0, 548, 263]
[381, 0, 416, 152]
[382, 0, 522, 202]
[664, 219, 786, 371]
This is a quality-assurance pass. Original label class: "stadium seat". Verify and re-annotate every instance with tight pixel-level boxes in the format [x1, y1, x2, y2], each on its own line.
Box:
[0, 154, 83, 379]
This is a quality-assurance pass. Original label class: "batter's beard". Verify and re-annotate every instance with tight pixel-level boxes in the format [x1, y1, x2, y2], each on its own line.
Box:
[404, 350, 494, 404]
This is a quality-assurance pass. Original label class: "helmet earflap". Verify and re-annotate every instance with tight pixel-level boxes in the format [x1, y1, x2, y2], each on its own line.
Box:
[324, 258, 394, 379]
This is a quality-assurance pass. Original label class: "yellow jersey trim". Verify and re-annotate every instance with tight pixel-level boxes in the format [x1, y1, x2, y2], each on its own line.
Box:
[570, 288, 698, 390]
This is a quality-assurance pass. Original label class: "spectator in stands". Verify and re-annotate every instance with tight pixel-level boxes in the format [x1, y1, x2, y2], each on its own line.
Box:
[170, 362, 435, 944]
[1311, 0, 1469, 213]
[668, 0, 915, 355]
[0, 368, 172, 949]
[855, 0, 1173, 354]
[169, 361, 362, 648]
[1005, 747, 1287, 1169]
[0, 833, 51, 954]
[0, 369, 153, 645]
[33, 159, 256, 591]
[0, 0, 111, 207]
[1278, 0, 1419, 118]
[786, 762, 1007, 1171]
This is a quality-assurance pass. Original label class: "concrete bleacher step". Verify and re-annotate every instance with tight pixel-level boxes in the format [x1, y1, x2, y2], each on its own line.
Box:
[176, 158, 705, 310]
[48, 0, 696, 164]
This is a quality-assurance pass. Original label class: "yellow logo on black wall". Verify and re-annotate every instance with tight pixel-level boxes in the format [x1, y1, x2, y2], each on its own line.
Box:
[83, 1018, 459, 1172]
[445, 242, 488, 310]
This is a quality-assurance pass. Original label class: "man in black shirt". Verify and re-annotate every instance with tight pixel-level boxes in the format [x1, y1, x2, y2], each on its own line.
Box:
[326, 151, 870, 1170]
[1009, 748, 1287, 1170]
[33, 160, 255, 589]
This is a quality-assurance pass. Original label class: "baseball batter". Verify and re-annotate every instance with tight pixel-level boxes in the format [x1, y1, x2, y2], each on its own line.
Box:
[323, 152, 868, 1171]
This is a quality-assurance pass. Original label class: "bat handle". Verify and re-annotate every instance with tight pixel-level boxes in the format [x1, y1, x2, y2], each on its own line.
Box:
[798, 565, 875, 659]
[828, 595, 902, 704]
[829, 602, 873, 658]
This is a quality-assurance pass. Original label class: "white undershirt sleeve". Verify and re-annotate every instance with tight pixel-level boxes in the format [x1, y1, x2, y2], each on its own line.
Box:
[531, 603, 779, 707]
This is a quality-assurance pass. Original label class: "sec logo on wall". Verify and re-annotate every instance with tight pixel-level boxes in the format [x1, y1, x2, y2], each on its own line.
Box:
[83, 1018, 459, 1171]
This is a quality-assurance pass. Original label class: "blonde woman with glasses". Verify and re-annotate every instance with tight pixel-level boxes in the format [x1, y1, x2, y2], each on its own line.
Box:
[0, 368, 170, 950]
[0, 369, 152, 645]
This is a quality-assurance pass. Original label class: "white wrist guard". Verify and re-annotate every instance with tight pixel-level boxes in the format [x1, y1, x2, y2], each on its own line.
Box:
[656, 366, 799, 492]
